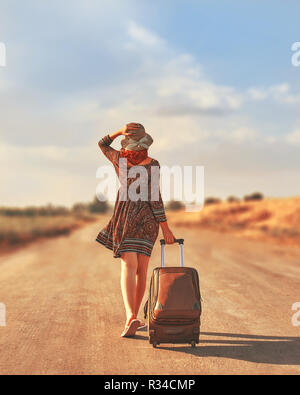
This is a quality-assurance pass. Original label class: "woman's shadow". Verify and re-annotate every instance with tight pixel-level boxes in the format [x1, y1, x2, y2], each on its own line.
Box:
[156, 332, 300, 365]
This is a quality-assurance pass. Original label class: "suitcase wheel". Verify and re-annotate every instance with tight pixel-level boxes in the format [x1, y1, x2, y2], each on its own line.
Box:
[153, 341, 159, 348]
[190, 340, 196, 348]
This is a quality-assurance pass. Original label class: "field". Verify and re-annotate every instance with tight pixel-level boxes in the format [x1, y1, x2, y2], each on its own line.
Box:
[0, 212, 105, 255]
[1, 197, 299, 255]
[168, 197, 300, 247]
[0, 198, 109, 254]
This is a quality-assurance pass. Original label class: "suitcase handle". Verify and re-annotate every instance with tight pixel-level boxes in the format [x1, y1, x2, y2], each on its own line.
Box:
[160, 238, 184, 245]
[160, 238, 184, 268]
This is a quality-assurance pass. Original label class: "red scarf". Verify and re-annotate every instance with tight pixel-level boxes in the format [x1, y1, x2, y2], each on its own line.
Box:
[120, 148, 148, 165]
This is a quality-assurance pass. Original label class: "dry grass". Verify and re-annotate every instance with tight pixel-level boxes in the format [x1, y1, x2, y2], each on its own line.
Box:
[0, 212, 101, 253]
[167, 197, 300, 247]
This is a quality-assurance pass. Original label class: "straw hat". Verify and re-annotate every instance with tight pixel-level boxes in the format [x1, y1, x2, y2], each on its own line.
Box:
[121, 123, 153, 151]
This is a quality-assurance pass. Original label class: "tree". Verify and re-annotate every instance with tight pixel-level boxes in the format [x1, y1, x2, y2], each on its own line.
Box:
[244, 192, 264, 201]
[205, 197, 221, 205]
[88, 196, 109, 213]
[166, 200, 184, 211]
[227, 196, 240, 203]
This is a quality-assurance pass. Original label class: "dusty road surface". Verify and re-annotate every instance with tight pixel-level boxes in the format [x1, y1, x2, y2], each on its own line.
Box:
[0, 217, 300, 375]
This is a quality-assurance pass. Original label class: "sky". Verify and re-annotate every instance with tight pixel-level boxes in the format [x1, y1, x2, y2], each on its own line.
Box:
[0, 0, 300, 206]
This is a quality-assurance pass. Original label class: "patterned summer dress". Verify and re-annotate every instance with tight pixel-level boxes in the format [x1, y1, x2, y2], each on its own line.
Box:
[96, 135, 167, 258]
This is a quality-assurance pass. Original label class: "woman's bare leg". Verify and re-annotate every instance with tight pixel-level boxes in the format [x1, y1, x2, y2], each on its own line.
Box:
[134, 254, 150, 318]
[120, 252, 139, 326]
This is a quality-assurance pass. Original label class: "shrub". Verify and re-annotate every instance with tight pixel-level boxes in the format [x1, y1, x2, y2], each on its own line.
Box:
[0, 196, 110, 218]
[88, 196, 109, 214]
[72, 203, 89, 213]
[0, 204, 70, 217]
[205, 197, 221, 206]
[244, 192, 264, 201]
[166, 200, 184, 211]
[227, 196, 240, 203]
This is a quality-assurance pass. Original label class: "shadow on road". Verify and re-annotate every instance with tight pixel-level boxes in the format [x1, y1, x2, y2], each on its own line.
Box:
[157, 332, 300, 365]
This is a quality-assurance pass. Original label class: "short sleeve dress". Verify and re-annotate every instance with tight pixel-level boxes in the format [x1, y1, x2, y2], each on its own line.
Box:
[95, 135, 167, 258]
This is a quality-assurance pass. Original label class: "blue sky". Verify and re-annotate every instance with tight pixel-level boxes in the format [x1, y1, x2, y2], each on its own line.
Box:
[0, 0, 300, 206]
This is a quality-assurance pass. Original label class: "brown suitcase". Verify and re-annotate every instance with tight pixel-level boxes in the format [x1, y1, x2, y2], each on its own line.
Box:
[144, 238, 202, 348]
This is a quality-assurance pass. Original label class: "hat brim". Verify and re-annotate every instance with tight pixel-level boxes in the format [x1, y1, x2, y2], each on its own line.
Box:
[121, 133, 153, 151]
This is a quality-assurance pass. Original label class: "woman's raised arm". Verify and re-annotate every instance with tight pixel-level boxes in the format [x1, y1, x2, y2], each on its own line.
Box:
[98, 134, 120, 164]
[98, 124, 141, 163]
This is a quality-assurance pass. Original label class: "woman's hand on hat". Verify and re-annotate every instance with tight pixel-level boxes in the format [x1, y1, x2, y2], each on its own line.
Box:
[119, 123, 141, 136]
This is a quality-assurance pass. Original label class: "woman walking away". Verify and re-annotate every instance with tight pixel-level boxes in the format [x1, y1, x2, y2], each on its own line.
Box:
[96, 123, 175, 337]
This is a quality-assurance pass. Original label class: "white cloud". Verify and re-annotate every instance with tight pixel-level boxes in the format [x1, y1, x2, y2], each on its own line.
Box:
[248, 83, 300, 104]
[282, 93, 300, 104]
[213, 127, 258, 143]
[286, 129, 300, 144]
[248, 87, 268, 101]
[127, 21, 165, 47]
[123, 23, 243, 116]
[0, 141, 101, 206]
[1, 13, 299, 205]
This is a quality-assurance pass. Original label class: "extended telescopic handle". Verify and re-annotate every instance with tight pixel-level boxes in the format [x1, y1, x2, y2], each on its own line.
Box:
[160, 238, 184, 245]
[160, 238, 184, 267]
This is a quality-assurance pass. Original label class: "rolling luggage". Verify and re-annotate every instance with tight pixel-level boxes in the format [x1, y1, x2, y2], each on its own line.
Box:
[144, 238, 202, 348]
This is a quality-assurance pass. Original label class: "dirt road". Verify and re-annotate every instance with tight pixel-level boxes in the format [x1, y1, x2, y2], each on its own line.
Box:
[0, 217, 300, 375]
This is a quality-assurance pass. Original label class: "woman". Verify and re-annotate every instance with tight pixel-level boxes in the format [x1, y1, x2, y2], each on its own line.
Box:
[96, 122, 175, 337]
